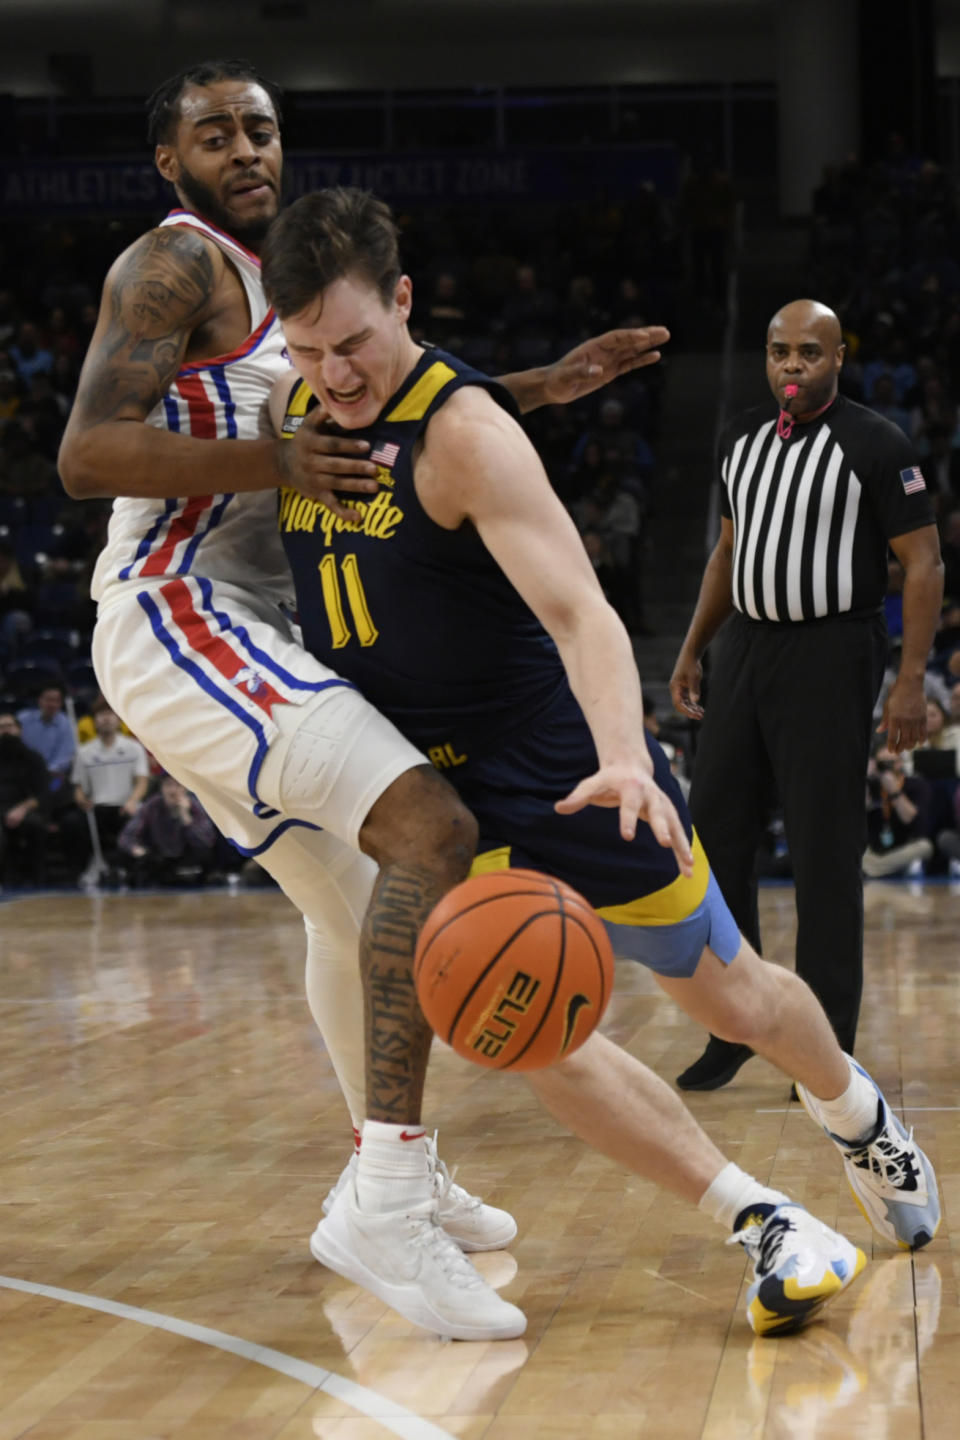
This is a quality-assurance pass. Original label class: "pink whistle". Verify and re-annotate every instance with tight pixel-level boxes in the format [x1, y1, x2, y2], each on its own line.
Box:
[784, 384, 799, 398]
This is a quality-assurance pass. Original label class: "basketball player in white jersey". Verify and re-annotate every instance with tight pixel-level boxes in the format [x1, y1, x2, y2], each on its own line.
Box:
[59, 61, 695, 1341]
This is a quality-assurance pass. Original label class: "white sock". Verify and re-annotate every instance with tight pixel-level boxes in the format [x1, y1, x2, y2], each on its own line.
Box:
[355, 1120, 432, 1213]
[802, 1056, 880, 1145]
[698, 1162, 791, 1232]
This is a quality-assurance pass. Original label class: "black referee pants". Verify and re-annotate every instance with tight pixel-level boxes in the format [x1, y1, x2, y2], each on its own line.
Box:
[689, 610, 888, 1054]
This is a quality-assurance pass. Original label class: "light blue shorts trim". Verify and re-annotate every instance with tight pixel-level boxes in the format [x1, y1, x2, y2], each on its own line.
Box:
[603, 871, 742, 979]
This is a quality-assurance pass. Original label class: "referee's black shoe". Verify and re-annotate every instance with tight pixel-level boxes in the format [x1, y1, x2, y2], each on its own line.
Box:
[676, 1036, 755, 1091]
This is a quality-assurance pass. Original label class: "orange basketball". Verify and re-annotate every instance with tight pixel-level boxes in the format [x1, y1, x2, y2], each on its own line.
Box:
[414, 868, 614, 1071]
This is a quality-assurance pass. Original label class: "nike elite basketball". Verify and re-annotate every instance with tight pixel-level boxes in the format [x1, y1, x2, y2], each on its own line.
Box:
[414, 868, 615, 1071]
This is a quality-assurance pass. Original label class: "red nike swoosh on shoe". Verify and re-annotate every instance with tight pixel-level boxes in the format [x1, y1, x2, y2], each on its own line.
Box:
[399, 1129, 426, 1142]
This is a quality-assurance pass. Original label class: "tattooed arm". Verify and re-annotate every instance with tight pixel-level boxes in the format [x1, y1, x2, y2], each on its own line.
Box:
[59, 226, 286, 499]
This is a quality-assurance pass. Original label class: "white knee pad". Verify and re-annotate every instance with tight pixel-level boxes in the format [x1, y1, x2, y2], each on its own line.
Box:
[257, 685, 425, 849]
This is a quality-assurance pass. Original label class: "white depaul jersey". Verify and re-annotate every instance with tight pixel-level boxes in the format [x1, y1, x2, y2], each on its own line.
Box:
[91, 210, 293, 605]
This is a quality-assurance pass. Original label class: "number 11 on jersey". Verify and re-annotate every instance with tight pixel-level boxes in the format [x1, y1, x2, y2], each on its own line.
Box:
[318, 553, 379, 648]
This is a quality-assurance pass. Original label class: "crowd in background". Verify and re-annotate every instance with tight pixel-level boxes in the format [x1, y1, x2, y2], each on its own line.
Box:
[0, 193, 676, 888]
[798, 143, 960, 878]
[8, 141, 960, 890]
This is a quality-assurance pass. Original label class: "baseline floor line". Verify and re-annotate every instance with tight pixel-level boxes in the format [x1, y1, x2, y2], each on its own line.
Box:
[0, 1274, 458, 1440]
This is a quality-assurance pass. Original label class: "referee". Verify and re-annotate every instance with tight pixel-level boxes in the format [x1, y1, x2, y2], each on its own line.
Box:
[670, 298, 943, 1090]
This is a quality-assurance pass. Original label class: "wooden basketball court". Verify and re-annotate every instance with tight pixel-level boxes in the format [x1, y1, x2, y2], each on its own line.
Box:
[1, 879, 956, 1438]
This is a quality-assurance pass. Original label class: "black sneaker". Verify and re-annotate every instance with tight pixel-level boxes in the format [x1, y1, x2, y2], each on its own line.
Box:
[676, 1036, 755, 1091]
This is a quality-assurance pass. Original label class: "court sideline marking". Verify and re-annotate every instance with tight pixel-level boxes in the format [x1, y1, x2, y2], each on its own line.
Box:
[0, 1274, 458, 1440]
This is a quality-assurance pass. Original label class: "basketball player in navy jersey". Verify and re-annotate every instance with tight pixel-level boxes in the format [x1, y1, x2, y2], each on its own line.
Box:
[61, 60, 704, 1343]
[260, 187, 940, 1328]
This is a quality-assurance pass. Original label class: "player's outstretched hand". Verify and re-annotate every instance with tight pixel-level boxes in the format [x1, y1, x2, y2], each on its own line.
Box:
[542, 327, 671, 406]
[555, 766, 695, 875]
[277, 405, 380, 520]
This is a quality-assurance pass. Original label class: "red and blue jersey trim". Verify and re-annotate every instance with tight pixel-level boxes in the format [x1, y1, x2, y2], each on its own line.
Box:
[176, 307, 277, 375]
[164, 208, 261, 266]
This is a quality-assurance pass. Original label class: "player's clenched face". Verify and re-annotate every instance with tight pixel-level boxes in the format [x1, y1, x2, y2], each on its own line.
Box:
[765, 310, 844, 420]
[282, 272, 421, 429]
[155, 79, 282, 249]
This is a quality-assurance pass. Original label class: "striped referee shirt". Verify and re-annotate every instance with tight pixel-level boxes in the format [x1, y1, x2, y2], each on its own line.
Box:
[719, 395, 935, 622]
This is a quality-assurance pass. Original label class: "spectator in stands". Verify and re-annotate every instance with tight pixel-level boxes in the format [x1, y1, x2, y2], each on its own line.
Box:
[560, 274, 607, 342]
[18, 683, 75, 780]
[23, 373, 71, 458]
[71, 701, 149, 860]
[46, 306, 81, 363]
[1, 420, 59, 498]
[908, 696, 960, 860]
[423, 272, 471, 350]
[118, 774, 218, 886]
[0, 368, 20, 424]
[574, 469, 642, 573]
[0, 711, 48, 887]
[940, 510, 960, 601]
[51, 353, 78, 406]
[573, 395, 655, 485]
[863, 745, 934, 877]
[502, 264, 558, 349]
[643, 696, 690, 799]
[0, 292, 16, 351]
[924, 692, 960, 756]
[33, 555, 91, 632]
[523, 402, 581, 504]
[870, 374, 913, 439]
[574, 471, 643, 631]
[75, 693, 130, 744]
[0, 538, 33, 651]
[678, 155, 736, 307]
[863, 335, 918, 408]
[921, 424, 960, 503]
[9, 323, 53, 388]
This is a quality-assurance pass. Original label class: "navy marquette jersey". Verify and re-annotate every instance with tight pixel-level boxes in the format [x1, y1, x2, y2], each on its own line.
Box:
[279, 347, 566, 762]
[279, 346, 705, 924]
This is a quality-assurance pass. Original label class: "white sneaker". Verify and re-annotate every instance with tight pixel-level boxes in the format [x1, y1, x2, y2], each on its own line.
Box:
[729, 1203, 866, 1337]
[798, 1060, 941, 1250]
[322, 1137, 518, 1253]
[309, 1177, 527, 1341]
[424, 1134, 518, 1252]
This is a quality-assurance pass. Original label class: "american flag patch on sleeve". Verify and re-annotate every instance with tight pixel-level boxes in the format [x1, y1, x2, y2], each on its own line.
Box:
[900, 465, 926, 494]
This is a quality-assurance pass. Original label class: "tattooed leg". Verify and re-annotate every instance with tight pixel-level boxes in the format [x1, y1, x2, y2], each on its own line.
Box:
[363, 863, 445, 1121]
[357, 766, 478, 1123]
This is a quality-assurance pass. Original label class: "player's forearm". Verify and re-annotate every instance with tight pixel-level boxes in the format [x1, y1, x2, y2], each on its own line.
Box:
[552, 599, 649, 768]
[494, 369, 547, 416]
[59, 422, 283, 500]
[678, 539, 735, 659]
[898, 553, 944, 683]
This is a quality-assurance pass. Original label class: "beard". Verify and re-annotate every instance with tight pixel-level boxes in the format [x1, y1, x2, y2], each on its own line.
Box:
[175, 163, 280, 250]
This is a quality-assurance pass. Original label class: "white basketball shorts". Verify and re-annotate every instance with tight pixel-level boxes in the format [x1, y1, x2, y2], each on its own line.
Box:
[92, 575, 426, 857]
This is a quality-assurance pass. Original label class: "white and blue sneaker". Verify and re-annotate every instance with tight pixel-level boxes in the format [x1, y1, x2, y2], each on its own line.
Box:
[730, 1203, 867, 1337]
[798, 1062, 941, 1251]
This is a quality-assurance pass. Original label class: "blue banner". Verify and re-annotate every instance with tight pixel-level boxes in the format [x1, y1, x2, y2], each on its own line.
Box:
[0, 145, 678, 216]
